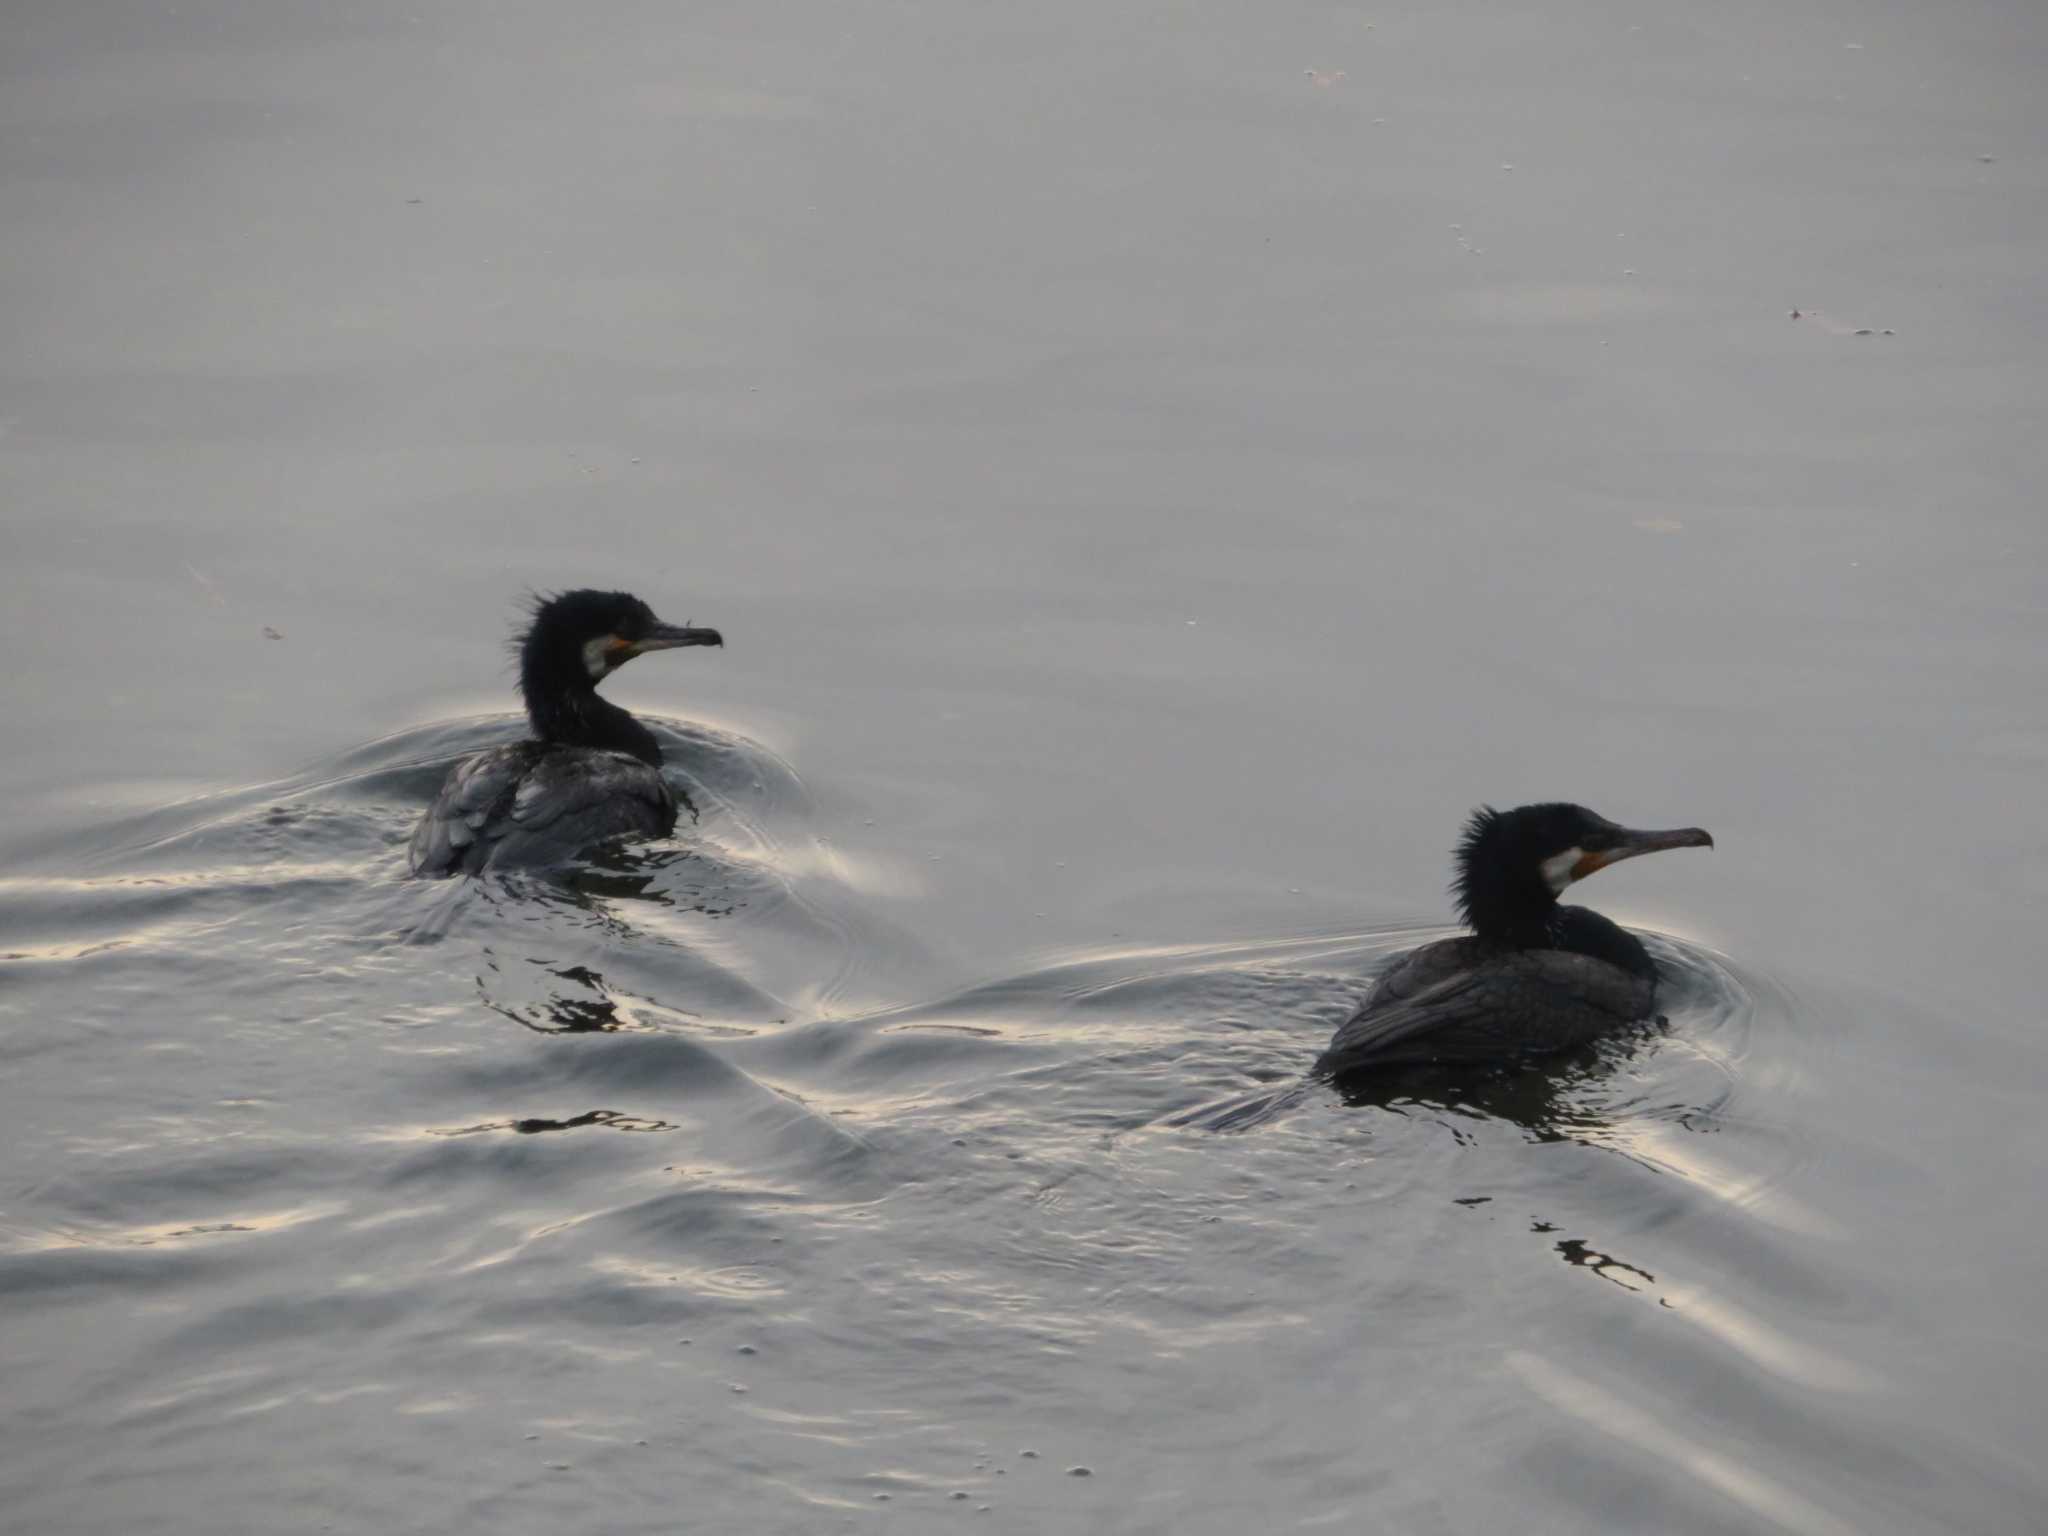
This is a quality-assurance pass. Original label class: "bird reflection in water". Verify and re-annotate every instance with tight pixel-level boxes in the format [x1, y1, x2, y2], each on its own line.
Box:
[431, 1109, 680, 1136]
[558, 839, 742, 918]
[484, 962, 627, 1034]
[1326, 1019, 1667, 1144]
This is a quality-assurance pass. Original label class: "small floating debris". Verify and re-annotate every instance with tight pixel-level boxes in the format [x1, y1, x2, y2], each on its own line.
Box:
[1790, 307, 1894, 336]
[1304, 68, 1346, 87]
[262, 625, 284, 640]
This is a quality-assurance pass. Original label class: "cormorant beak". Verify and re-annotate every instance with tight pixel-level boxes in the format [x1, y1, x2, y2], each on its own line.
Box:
[1570, 825, 1714, 882]
[632, 622, 724, 654]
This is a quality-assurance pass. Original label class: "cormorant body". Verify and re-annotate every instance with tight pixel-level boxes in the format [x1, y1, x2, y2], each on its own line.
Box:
[408, 590, 722, 877]
[1316, 803, 1711, 1075]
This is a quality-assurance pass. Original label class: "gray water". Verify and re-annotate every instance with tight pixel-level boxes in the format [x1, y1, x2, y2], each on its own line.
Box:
[4, 0, 2047, 1530]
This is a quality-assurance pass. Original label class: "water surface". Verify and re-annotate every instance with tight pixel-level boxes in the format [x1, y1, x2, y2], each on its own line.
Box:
[4, 0, 2046, 1530]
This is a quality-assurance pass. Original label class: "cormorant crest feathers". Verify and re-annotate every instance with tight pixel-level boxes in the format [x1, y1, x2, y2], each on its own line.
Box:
[1450, 804, 1505, 931]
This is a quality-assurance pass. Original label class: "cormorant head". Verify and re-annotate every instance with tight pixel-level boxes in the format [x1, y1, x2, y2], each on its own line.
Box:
[515, 589, 721, 754]
[1453, 802, 1712, 943]
[518, 589, 723, 692]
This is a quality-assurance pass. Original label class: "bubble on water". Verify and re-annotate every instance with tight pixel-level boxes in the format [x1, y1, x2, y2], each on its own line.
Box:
[1067, 1465, 1093, 1477]
[736, 1344, 757, 1355]
[1019, 1448, 1039, 1458]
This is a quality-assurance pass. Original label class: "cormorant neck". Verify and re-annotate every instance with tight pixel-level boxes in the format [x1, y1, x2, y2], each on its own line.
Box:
[1457, 852, 1560, 949]
[521, 667, 662, 767]
[1550, 906, 1655, 977]
[1467, 893, 1559, 950]
[1453, 807, 1570, 949]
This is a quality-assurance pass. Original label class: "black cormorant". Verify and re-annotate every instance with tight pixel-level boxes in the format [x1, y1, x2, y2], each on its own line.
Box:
[408, 590, 723, 877]
[1316, 803, 1712, 1075]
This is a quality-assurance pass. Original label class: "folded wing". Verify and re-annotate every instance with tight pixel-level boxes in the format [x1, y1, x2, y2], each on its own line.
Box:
[408, 743, 676, 877]
[1316, 947, 1654, 1074]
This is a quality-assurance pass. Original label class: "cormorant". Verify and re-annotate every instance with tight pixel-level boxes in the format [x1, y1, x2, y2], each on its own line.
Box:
[408, 590, 723, 877]
[1316, 803, 1712, 1075]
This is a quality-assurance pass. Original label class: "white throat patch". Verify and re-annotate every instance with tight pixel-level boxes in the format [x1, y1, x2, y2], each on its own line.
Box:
[582, 635, 620, 680]
[1539, 846, 1584, 895]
